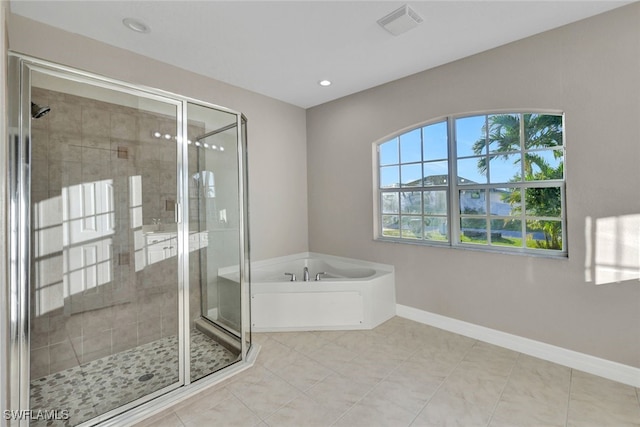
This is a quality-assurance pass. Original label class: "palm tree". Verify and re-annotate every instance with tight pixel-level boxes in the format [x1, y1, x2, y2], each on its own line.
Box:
[473, 114, 563, 249]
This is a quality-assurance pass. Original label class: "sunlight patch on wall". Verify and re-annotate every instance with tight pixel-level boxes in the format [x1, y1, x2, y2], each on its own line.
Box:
[585, 215, 640, 285]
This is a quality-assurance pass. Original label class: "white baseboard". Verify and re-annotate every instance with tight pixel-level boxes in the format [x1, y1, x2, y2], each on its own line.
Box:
[396, 304, 640, 388]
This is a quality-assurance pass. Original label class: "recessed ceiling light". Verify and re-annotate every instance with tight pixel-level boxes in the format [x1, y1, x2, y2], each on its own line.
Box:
[123, 17, 151, 34]
[319, 80, 332, 87]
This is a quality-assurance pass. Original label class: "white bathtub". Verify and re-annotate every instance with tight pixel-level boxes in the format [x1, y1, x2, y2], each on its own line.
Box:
[249, 252, 396, 332]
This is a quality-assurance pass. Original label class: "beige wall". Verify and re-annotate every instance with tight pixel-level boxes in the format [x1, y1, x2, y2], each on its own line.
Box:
[307, 4, 640, 368]
[7, 13, 309, 262]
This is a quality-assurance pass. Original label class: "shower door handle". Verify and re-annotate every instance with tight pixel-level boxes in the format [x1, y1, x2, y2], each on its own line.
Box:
[175, 203, 182, 223]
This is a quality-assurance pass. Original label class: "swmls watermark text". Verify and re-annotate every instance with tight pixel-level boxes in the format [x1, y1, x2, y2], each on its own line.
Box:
[3, 409, 70, 421]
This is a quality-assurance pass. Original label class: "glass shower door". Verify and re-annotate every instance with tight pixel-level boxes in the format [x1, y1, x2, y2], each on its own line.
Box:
[8, 54, 252, 426]
[27, 68, 183, 424]
[186, 102, 243, 381]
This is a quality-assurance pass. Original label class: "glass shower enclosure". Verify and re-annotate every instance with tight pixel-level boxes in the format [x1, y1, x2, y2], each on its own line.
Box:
[5, 54, 251, 426]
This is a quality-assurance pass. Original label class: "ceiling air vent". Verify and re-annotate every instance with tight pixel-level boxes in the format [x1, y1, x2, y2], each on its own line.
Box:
[377, 4, 423, 36]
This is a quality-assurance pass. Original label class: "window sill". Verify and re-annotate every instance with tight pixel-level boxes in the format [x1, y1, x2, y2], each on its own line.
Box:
[374, 236, 569, 259]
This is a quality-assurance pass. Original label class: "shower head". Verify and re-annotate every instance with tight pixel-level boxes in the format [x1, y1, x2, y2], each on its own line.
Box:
[31, 102, 51, 119]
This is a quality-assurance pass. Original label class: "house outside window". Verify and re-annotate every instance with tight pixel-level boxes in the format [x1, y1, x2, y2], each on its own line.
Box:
[376, 112, 566, 256]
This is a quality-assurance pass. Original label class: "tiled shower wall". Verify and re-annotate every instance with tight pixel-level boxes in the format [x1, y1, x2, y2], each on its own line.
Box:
[29, 87, 204, 379]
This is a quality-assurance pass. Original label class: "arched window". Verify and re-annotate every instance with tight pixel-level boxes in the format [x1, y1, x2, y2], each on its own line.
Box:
[376, 112, 566, 256]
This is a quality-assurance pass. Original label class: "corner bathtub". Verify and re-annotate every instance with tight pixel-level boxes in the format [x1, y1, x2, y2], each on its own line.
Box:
[250, 252, 396, 332]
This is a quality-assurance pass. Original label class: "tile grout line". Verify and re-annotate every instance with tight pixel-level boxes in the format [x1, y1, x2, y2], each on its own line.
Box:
[564, 369, 574, 427]
[259, 363, 310, 422]
[225, 392, 265, 427]
[379, 329, 437, 427]
[484, 350, 520, 427]
[291, 338, 368, 426]
[71, 326, 103, 422]
[328, 328, 418, 426]
[407, 339, 480, 426]
[171, 408, 187, 427]
[244, 341, 336, 425]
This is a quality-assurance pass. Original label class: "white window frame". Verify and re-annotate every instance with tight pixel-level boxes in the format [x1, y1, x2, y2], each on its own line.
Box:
[374, 111, 567, 257]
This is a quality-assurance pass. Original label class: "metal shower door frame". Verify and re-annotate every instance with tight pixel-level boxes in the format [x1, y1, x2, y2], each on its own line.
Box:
[5, 53, 252, 426]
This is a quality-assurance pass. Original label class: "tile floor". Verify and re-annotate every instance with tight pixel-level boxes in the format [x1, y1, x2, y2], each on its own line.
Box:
[136, 317, 640, 427]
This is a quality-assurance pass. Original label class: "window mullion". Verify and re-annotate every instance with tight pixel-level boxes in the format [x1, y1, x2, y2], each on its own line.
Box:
[448, 116, 458, 246]
[484, 115, 491, 245]
[561, 184, 567, 252]
[519, 188, 526, 248]
[376, 145, 380, 238]
[421, 127, 425, 240]
[377, 145, 384, 239]
[484, 115, 490, 183]
[519, 113, 526, 179]
[519, 115, 527, 248]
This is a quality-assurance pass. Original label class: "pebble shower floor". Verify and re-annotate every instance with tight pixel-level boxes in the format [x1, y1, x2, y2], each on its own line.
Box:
[29, 330, 237, 426]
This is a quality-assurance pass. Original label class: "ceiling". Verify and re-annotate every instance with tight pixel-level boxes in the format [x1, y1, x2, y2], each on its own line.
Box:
[9, 1, 635, 108]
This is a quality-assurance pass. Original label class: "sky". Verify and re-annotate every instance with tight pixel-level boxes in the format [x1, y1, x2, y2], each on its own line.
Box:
[379, 114, 562, 188]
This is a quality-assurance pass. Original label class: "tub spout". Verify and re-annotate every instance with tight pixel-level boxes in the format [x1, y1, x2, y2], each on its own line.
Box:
[303, 267, 310, 282]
